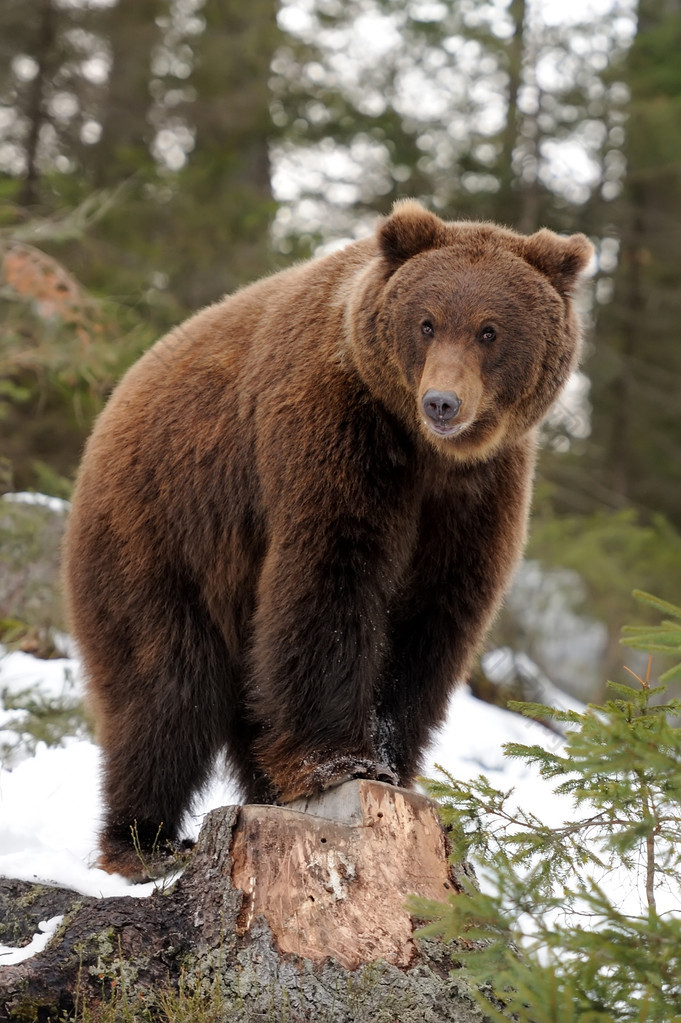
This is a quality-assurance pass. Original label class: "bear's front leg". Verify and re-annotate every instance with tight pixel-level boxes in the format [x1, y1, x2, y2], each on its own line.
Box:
[246, 529, 397, 802]
[374, 455, 533, 786]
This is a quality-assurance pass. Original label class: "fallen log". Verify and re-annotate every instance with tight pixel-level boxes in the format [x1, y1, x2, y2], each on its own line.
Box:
[0, 780, 490, 1022]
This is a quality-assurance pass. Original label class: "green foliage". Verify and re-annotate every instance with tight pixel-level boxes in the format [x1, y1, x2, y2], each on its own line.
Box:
[622, 591, 681, 684]
[0, 495, 68, 648]
[414, 596, 681, 1021]
[583, 0, 681, 532]
[525, 506, 681, 689]
[0, 204, 159, 492]
[0, 681, 88, 764]
[529, 509, 681, 626]
[0, 0, 281, 493]
[0, 493, 90, 761]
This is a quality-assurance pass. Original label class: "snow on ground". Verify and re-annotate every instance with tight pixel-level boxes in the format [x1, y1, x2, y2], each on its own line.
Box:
[0, 649, 570, 902]
[0, 649, 80, 728]
[1, 917, 64, 966]
[0, 644, 646, 964]
[2, 491, 70, 515]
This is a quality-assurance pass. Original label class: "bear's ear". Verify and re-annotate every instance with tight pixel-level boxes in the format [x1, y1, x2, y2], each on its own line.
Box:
[378, 199, 446, 272]
[522, 229, 594, 297]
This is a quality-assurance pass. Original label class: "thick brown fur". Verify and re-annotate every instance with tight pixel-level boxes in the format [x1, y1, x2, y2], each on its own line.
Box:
[63, 200, 592, 877]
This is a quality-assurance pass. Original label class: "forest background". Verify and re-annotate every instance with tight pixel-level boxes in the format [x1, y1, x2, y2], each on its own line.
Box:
[1, 0, 680, 706]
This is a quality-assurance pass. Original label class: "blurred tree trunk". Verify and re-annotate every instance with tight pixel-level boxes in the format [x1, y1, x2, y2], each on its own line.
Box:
[90, 0, 164, 187]
[16, 0, 56, 207]
[586, 0, 681, 528]
[169, 0, 281, 308]
[493, 0, 542, 233]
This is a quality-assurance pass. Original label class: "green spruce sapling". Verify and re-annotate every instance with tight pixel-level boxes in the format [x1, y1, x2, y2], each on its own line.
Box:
[414, 592, 681, 1022]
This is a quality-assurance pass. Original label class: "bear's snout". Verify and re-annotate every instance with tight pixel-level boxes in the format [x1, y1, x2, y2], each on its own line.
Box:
[421, 389, 462, 424]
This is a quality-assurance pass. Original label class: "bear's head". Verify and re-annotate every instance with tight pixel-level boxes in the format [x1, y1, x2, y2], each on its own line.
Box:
[349, 199, 593, 462]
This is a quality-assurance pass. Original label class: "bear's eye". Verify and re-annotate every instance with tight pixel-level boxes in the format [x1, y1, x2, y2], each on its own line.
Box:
[479, 325, 497, 343]
[421, 320, 435, 338]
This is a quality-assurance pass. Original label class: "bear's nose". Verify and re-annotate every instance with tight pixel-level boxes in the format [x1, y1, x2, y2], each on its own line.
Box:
[422, 389, 462, 423]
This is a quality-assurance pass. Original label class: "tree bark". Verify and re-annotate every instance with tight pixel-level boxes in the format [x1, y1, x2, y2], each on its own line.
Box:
[0, 781, 491, 1022]
[17, 0, 56, 208]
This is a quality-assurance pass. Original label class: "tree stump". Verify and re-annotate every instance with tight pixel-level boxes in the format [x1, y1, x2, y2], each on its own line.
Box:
[0, 781, 489, 1022]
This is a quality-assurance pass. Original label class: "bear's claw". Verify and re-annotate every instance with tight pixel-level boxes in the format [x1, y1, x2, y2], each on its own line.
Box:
[98, 836, 195, 883]
[278, 757, 401, 803]
[317, 759, 399, 792]
[373, 762, 400, 785]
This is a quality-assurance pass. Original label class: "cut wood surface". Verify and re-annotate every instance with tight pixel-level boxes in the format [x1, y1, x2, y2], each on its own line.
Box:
[233, 781, 458, 969]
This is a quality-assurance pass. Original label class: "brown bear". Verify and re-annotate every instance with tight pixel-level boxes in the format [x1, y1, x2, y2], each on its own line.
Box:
[63, 200, 592, 878]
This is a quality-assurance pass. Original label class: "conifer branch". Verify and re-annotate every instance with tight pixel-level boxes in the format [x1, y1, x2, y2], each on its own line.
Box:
[416, 593, 681, 1019]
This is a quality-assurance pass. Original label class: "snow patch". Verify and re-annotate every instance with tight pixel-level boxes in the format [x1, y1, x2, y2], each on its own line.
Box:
[2, 492, 70, 515]
[0, 915, 63, 965]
